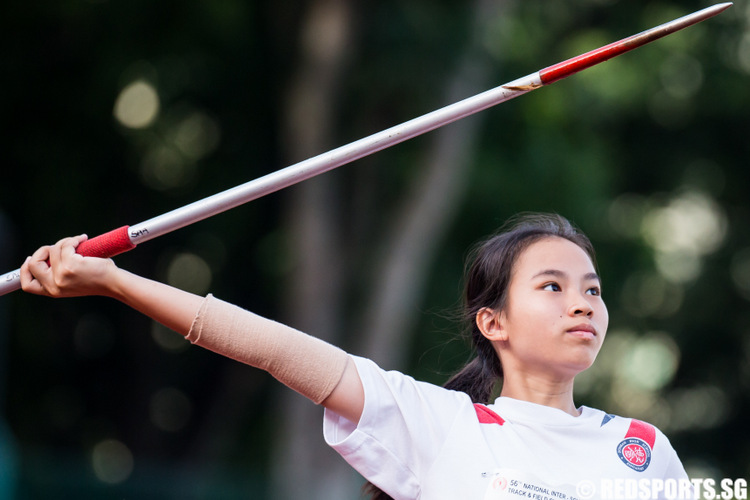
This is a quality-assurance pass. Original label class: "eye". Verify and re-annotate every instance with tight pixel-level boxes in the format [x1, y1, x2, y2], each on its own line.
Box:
[586, 286, 601, 296]
[542, 282, 561, 292]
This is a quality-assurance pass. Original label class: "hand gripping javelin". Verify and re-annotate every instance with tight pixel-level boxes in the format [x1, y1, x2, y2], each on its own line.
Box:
[0, 3, 732, 296]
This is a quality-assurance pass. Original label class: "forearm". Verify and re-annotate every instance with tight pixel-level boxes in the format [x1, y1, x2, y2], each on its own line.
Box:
[105, 268, 204, 336]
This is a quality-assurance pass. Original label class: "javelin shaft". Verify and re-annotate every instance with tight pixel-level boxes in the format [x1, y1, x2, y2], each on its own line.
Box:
[128, 72, 540, 245]
[0, 2, 731, 297]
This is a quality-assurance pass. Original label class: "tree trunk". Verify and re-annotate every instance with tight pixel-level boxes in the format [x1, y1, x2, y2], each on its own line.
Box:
[357, 0, 515, 368]
[272, 1, 357, 499]
[273, 0, 514, 498]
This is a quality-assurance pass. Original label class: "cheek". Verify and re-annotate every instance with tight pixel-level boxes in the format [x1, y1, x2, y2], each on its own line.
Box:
[598, 302, 610, 329]
[509, 290, 555, 317]
[505, 304, 556, 341]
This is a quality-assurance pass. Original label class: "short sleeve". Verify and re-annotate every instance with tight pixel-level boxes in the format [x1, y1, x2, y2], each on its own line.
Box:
[661, 436, 689, 480]
[323, 356, 472, 499]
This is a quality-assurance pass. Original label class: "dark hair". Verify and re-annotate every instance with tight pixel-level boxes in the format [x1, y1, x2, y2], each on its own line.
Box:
[365, 213, 596, 499]
[444, 212, 596, 403]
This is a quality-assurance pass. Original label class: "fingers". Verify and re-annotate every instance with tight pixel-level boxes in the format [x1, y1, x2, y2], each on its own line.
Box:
[20, 245, 53, 295]
[20, 256, 43, 294]
[47, 235, 80, 273]
[20, 235, 91, 297]
[59, 234, 88, 260]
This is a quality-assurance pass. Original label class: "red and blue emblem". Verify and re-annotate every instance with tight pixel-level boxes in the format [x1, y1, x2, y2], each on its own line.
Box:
[617, 437, 652, 471]
[616, 419, 655, 472]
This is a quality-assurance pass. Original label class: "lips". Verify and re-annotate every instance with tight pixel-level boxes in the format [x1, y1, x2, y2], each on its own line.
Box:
[566, 323, 597, 340]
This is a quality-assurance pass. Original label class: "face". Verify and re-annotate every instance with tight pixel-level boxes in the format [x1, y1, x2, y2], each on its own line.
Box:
[484, 236, 609, 380]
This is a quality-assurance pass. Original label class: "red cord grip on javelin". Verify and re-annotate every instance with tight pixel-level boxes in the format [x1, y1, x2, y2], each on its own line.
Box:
[76, 226, 136, 258]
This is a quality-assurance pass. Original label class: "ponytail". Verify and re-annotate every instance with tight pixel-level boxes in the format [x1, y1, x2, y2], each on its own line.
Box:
[443, 350, 502, 404]
[362, 483, 394, 500]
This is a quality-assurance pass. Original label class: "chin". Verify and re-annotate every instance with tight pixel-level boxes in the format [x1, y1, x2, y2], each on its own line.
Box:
[565, 357, 597, 377]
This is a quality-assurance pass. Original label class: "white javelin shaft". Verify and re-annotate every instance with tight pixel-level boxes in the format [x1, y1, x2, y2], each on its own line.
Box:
[127, 73, 541, 245]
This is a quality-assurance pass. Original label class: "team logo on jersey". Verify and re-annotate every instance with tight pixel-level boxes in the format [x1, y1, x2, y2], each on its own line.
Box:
[616, 437, 652, 472]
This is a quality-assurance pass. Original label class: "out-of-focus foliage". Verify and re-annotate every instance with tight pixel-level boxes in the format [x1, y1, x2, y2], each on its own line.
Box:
[1, 0, 749, 498]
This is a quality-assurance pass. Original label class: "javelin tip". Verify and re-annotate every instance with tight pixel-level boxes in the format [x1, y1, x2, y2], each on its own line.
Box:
[539, 2, 732, 85]
[700, 3, 733, 18]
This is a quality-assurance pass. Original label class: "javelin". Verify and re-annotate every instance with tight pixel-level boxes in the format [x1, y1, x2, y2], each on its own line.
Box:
[0, 2, 732, 296]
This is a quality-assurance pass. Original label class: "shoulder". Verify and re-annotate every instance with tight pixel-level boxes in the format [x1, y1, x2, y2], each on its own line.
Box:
[577, 407, 678, 456]
[584, 408, 670, 440]
[351, 356, 471, 408]
[573, 407, 686, 479]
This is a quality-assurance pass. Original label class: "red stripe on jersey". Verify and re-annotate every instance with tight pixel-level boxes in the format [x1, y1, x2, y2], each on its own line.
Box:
[474, 404, 505, 425]
[625, 419, 656, 449]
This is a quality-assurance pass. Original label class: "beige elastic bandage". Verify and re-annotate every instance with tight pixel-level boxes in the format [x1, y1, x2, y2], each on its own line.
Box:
[186, 294, 349, 404]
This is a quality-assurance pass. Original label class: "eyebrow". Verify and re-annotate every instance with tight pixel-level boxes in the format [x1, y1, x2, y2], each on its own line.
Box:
[532, 269, 601, 282]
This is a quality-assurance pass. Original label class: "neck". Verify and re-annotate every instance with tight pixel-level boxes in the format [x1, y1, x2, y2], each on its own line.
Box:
[499, 368, 579, 416]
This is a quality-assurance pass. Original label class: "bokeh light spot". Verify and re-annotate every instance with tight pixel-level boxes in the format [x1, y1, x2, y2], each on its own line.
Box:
[173, 111, 221, 160]
[666, 385, 728, 431]
[113, 80, 160, 129]
[737, 32, 750, 74]
[140, 144, 196, 191]
[151, 322, 190, 352]
[731, 248, 750, 301]
[641, 190, 726, 283]
[616, 332, 680, 391]
[642, 190, 725, 255]
[648, 90, 692, 129]
[621, 272, 684, 318]
[659, 53, 703, 99]
[165, 252, 212, 294]
[150, 387, 192, 432]
[608, 193, 649, 239]
[91, 439, 134, 484]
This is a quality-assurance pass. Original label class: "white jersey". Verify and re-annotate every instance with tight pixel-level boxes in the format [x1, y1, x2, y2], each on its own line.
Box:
[324, 356, 688, 500]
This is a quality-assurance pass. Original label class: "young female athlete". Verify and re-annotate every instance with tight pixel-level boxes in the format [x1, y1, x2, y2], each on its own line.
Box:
[19, 213, 689, 499]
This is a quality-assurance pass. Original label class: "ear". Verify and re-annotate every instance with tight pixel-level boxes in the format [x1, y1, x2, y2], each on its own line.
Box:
[476, 307, 508, 342]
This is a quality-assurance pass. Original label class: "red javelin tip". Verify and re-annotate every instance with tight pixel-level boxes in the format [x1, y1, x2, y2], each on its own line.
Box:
[539, 2, 732, 85]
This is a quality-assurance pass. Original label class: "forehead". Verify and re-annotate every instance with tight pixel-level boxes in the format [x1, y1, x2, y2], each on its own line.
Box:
[513, 236, 596, 277]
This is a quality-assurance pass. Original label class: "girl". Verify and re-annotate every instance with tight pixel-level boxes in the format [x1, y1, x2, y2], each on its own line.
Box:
[20, 213, 688, 499]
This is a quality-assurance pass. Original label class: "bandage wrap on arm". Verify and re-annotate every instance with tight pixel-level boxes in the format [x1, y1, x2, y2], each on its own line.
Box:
[186, 294, 349, 404]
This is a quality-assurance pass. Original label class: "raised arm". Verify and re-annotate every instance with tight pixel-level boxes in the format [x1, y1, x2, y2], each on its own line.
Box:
[20, 235, 364, 423]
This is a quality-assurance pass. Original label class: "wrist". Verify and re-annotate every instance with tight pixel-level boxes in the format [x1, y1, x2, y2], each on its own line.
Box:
[101, 267, 134, 300]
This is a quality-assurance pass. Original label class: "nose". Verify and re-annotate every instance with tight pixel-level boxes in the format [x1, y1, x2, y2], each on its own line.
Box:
[568, 294, 594, 318]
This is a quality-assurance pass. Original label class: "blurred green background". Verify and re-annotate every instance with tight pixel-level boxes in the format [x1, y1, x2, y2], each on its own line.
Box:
[1, 0, 749, 498]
